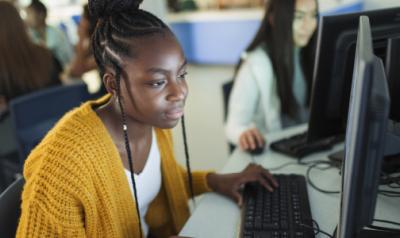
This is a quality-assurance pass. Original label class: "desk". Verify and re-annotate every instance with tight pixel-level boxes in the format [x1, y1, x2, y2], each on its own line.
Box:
[179, 125, 400, 238]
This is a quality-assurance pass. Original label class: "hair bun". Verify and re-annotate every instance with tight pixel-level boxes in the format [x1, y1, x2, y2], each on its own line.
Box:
[89, 0, 143, 19]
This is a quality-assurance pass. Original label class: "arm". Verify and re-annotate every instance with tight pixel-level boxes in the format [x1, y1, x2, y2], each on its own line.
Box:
[16, 152, 87, 238]
[68, 37, 97, 78]
[16, 199, 86, 238]
[225, 57, 263, 147]
[178, 166, 214, 196]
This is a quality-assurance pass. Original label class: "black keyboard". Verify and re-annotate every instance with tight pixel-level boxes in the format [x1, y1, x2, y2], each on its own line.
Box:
[240, 174, 314, 238]
[270, 132, 342, 158]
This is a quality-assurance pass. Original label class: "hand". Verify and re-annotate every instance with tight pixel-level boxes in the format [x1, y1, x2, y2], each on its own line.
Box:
[239, 128, 265, 151]
[207, 164, 278, 206]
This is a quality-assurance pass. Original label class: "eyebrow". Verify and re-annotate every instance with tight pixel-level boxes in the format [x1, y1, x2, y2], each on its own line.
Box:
[147, 59, 188, 74]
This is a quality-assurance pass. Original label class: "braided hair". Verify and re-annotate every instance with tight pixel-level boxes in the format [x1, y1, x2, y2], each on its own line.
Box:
[88, 0, 195, 236]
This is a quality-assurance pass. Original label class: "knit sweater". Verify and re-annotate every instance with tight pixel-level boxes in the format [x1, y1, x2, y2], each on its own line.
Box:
[16, 95, 212, 238]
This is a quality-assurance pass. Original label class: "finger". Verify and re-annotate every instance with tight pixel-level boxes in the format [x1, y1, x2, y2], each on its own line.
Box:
[233, 189, 243, 207]
[261, 169, 279, 187]
[257, 174, 274, 192]
[239, 136, 249, 150]
[245, 133, 257, 150]
[253, 130, 266, 148]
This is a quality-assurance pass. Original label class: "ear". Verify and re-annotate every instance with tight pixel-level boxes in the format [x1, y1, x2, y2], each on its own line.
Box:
[103, 72, 118, 95]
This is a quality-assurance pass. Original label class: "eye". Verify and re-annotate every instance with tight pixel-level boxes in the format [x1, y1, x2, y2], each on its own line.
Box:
[148, 80, 166, 88]
[178, 72, 188, 80]
[294, 14, 304, 20]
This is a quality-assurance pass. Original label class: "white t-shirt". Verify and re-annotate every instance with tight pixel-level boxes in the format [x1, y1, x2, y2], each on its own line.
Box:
[125, 130, 161, 236]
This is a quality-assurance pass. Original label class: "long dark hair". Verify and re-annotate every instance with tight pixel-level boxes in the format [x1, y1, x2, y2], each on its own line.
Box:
[88, 0, 195, 236]
[235, 0, 319, 119]
[0, 1, 53, 101]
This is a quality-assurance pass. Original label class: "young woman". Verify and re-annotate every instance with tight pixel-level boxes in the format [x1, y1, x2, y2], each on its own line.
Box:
[225, 0, 319, 151]
[16, 0, 278, 237]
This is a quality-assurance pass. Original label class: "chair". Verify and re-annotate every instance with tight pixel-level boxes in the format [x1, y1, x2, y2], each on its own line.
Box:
[222, 79, 234, 121]
[9, 82, 91, 163]
[0, 111, 20, 191]
[221, 80, 236, 153]
[0, 177, 24, 238]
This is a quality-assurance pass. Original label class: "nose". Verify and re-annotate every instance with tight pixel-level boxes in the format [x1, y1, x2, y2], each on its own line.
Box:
[167, 81, 187, 102]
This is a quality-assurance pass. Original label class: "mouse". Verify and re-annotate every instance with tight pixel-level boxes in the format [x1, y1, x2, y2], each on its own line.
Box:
[247, 146, 265, 155]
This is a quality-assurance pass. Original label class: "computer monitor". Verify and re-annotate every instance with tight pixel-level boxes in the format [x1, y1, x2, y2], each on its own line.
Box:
[385, 36, 400, 122]
[307, 7, 400, 142]
[337, 16, 392, 238]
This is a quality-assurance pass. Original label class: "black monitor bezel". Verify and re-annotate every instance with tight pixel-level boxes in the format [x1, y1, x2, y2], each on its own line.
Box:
[307, 7, 400, 142]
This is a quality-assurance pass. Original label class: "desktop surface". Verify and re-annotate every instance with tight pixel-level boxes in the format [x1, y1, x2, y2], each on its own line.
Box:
[179, 125, 400, 238]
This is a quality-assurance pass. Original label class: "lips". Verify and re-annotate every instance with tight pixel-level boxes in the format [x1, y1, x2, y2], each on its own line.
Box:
[165, 108, 184, 120]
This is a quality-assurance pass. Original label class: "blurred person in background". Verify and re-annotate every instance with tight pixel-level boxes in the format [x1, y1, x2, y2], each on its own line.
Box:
[25, 0, 73, 68]
[0, 1, 61, 163]
[66, 4, 97, 79]
[225, 0, 319, 152]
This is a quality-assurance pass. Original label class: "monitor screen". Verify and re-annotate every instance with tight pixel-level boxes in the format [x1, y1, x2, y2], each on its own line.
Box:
[307, 7, 400, 142]
[338, 16, 390, 238]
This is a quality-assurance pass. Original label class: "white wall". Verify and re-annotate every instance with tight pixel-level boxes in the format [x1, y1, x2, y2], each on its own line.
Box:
[140, 0, 168, 20]
[364, 0, 400, 10]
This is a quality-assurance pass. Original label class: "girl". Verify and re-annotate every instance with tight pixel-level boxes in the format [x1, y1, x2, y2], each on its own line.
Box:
[16, 0, 278, 237]
[225, 0, 319, 151]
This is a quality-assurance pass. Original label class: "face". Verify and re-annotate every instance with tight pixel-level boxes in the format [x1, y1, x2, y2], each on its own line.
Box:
[292, 0, 318, 47]
[25, 7, 44, 28]
[115, 32, 188, 129]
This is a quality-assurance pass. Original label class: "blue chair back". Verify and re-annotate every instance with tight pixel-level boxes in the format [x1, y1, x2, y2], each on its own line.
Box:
[0, 177, 24, 238]
[9, 83, 91, 162]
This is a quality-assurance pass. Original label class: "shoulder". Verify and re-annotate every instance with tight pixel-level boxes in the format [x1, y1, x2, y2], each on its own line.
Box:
[244, 46, 272, 66]
[24, 102, 108, 176]
[239, 46, 274, 81]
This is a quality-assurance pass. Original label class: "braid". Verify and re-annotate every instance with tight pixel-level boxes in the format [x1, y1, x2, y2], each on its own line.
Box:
[90, 7, 168, 77]
[181, 115, 196, 206]
[114, 64, 143, 238]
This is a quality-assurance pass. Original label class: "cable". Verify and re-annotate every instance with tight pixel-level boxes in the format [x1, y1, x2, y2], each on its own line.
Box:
[268, 161, 299, 171]
[306, 161, 340, 194]
[373, 219, 400, 227]
[366, 224, 400, 233]
[388, 184, 400, 189]
[378, 189, 400, 197]
[311, 219, 320, 235]
[299, 221, 334, 238]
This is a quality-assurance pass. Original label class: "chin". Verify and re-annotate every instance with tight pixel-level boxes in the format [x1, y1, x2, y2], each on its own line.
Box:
[157, 119, 181, 129]
[296, 38, 312, 48]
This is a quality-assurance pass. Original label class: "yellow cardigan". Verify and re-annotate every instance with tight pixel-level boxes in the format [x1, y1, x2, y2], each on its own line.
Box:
[16, 96, 212, 238]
